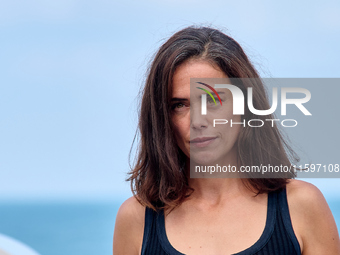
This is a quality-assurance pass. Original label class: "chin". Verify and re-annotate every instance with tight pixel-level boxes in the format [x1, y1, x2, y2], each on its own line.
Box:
[189, 151, 218, 166]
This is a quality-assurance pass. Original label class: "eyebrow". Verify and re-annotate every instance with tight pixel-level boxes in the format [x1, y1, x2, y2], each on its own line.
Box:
[171, 98, 189, 102]
[200, 91, 225, 97]
[170, 92, 225, 101]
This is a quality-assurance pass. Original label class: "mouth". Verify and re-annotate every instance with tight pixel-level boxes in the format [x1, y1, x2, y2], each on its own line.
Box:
[190, 136, 217, 147]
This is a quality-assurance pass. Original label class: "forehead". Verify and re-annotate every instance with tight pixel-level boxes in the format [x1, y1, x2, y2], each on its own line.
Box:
[171, 59, 229, 97]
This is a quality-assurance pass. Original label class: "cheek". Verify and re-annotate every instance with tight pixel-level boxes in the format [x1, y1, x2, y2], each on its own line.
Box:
[172, 114, 190, 137]
[229, 115, 242, 138]
[171, 116, 190, 157]
[214, 114, 242, 141]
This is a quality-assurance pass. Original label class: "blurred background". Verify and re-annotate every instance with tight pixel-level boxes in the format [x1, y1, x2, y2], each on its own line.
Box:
[0, 0, 339, 254]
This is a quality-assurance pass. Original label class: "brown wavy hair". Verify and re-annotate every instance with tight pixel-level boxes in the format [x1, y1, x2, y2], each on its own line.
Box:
[128, 26, 299, 210]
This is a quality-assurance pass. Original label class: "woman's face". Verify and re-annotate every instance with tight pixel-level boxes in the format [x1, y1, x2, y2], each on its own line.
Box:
[170, 59, 241, 166]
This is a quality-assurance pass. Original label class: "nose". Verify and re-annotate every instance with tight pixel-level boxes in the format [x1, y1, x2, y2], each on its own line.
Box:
[190, 103, 209, 130]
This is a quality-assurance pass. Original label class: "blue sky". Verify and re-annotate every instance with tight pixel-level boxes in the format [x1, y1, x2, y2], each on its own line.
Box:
[0, 0, 340, 201]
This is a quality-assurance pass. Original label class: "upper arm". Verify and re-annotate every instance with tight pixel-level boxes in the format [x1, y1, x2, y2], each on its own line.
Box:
[287, 180, 340, 255]
[113, 196, 145, 255]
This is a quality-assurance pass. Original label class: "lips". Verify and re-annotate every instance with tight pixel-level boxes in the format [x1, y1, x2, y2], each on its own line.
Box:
[190, 136, 217, 147]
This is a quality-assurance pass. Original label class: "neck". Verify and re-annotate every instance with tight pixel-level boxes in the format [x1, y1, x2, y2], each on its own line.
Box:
[187, 177, 254, 205]
[183, 155, 254, 204]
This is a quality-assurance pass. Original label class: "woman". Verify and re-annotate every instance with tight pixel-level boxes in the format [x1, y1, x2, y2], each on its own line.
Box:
[113, 26, 340, 254]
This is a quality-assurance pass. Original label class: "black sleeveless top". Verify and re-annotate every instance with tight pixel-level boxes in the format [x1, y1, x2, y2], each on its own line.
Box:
[141, 188, 301, 255]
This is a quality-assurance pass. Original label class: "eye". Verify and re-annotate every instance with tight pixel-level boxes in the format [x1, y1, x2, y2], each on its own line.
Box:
[207, 97, 219, 105]
[207, 97, 215, 104]
[171, 102, 189, 112]
[172, 103, 184, 110]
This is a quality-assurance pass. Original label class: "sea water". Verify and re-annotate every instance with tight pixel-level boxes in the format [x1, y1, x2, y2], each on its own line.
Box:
[0, 199, 339, 255]
[0, 199, 122, 255]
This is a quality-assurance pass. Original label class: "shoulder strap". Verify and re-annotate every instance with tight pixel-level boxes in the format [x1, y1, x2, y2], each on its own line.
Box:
[277, 188, 302, 254]
[141, 207, 154, 255]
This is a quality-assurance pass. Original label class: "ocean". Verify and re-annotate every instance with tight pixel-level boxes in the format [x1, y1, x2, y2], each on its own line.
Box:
[0, 199, 339, 255]
[0, 200, 122, 255]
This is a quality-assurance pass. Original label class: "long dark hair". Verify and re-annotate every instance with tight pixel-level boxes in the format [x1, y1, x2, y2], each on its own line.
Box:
[128, 26, 299, 210]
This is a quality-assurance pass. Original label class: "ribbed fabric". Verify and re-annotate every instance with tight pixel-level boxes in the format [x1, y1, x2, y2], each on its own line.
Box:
[141, 188, 301, 255]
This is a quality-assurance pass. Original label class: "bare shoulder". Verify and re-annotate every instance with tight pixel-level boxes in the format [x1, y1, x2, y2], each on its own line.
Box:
[116, 196, 146, 224]
[286, 179, 340, 254]
[286, 179, 327, 208]
[113, 196, 146, 255]
[286, 180, 335, 220]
